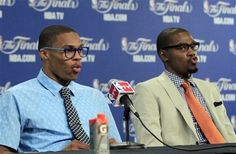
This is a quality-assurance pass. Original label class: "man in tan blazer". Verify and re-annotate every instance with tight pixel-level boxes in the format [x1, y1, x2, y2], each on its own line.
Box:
[131, 27, 236, 147]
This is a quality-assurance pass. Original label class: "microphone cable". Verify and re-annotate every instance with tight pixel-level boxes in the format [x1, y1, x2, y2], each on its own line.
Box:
[134, 112, 236, 152]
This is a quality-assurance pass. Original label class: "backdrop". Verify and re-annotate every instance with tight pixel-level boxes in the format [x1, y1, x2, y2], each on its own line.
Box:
[1, 0, 236, 141]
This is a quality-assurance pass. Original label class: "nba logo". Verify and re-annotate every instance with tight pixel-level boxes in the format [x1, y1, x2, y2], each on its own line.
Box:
[108, 83, 119, 100]
[117, 81, 134, 93]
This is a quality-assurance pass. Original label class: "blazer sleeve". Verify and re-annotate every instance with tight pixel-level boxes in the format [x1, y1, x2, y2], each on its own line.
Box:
[210, 83, 236, 142]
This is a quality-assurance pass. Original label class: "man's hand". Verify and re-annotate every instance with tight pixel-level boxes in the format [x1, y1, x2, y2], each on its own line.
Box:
[63, 140, 89, 151]
[109, 138, 116, 145]
[0, 146, 15, 154]
[64, 138, 117, 151]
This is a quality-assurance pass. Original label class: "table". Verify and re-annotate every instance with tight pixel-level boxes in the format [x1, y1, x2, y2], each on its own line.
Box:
[18, 143, 236, 154]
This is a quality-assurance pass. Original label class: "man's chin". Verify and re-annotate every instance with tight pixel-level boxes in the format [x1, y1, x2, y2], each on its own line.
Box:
[71, 77, 78, 81]
[68, 75, 78, 81]
[189, 67, 198, 74]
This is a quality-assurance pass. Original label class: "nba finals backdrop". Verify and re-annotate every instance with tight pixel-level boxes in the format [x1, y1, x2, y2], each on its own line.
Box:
[1, 0, 236, 140]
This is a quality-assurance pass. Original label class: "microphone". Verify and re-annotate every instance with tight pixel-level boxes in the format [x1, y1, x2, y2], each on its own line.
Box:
[107, 79, 139, 118]
[107, 79, 145, 149]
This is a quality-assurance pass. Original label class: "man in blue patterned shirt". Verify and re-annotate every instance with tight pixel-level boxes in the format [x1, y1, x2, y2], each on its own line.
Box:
[131, 27, 236, 147]
[0, 25, 121, 153]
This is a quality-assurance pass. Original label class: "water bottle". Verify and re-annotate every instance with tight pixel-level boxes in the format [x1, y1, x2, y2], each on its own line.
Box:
[89, 113, 109, 154]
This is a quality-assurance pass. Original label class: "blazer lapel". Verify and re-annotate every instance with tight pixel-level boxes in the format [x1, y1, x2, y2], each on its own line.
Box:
[159, 73, 198, 137]
[194, 80, 223, 132]
[194, 80, 215, 110]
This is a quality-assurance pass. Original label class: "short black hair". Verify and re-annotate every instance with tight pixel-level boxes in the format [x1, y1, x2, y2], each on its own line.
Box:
[38, 25, 77, 50]
[156, 27, 189, 53]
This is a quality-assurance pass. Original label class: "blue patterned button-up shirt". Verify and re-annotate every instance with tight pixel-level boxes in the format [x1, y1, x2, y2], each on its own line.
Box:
[0, 69, 121, 152]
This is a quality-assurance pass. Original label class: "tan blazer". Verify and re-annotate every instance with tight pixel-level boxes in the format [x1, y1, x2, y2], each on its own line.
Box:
[131, 72, 236, 147]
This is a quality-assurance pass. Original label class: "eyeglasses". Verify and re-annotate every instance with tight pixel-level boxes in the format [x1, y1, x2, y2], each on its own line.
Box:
[162, 42, 200, 51]
[40, 46, 89, 59]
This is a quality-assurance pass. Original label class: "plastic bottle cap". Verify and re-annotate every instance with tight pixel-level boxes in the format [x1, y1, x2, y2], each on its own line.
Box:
[97, 113, 108, 124]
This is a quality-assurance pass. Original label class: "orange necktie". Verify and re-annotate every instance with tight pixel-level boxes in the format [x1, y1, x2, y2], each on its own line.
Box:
[182, 81, 225, 144]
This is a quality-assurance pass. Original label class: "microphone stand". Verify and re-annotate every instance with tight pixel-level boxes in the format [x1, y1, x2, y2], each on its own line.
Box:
[123, 103, 131, 142]
[110, 96, 145, 149]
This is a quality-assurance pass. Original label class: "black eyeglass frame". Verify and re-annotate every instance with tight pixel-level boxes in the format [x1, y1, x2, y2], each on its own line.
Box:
[40, 46, 89, 59]
[161, 42, 200, 51]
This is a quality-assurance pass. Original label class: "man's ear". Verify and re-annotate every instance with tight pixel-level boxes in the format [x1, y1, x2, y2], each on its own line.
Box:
[39, 50, 49, 60]
[159, 49, 168, 62]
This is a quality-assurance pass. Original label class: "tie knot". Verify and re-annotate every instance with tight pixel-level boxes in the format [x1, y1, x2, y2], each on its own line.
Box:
[59, 87, 71, 97]
[181, 81, 190, 91]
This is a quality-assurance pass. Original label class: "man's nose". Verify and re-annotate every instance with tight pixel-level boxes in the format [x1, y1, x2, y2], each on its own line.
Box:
[73, 51, 83, 60]
[187, 47, 197, 56]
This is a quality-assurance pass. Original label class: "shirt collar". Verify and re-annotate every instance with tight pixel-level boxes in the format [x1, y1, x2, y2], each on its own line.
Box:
[37, 69, 76, 96]
[164, 70, 196, 87]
